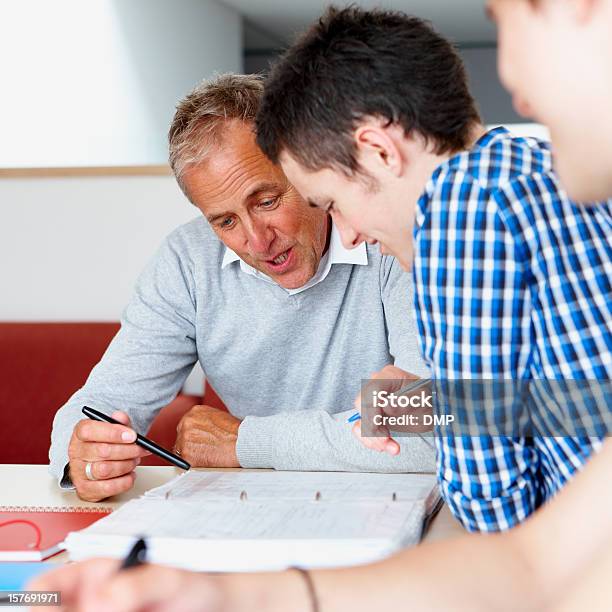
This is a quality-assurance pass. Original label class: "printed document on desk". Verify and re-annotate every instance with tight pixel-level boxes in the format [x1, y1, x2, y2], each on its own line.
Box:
[65, 470, 441, 572]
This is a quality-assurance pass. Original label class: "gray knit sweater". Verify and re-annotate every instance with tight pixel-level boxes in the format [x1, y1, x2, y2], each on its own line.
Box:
[49, 217, 434, 481]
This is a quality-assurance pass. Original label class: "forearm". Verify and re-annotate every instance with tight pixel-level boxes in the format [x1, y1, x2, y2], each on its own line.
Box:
[215, 532, 544, 612]
[217, 570, 312, 612]
[236, 409, 435, 472]
[313, 537, 541, 612]
[552, 537, 612, 612]
[223, 443, 612, 612]
[515, 440, 612, 603]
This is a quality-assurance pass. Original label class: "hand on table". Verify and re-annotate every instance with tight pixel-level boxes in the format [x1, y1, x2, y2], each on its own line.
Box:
[68, 411, 151, 502]
[174, 405, 241, 467]
[28, 559, 225, 612]
[352, 364, 432, 456]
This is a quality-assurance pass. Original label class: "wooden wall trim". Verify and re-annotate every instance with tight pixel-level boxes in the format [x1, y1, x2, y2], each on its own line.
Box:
[0, 165, 173, 178]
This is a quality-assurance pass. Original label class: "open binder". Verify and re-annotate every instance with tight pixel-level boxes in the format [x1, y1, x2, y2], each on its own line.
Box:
[66, 470, 441, 571]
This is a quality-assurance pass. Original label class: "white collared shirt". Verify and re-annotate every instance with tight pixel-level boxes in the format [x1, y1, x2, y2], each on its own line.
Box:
[220, 222, 368, 295]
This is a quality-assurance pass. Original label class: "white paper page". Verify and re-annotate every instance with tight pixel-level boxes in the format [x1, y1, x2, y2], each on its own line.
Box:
[73, 497, 419, 540]
[147, 470, 436, 504]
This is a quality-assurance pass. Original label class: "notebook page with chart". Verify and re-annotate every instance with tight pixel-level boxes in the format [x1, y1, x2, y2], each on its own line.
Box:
[65, 470, 440, 572]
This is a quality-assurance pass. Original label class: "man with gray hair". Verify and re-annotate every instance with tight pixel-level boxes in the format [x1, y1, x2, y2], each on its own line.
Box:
[49, 74, 433, 502]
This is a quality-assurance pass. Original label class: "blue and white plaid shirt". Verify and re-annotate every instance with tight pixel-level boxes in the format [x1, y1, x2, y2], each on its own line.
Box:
[413, 127, 612, 532]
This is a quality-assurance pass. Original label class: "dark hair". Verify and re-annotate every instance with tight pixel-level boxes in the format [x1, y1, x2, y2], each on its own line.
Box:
[256, 6, 481, 175]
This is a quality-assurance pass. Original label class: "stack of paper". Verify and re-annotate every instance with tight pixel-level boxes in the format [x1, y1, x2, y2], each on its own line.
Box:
[66, 470, 440, 571]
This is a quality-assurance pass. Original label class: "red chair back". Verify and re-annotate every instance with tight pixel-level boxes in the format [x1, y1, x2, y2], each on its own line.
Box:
[0, 322, 120, 464]
[0, 322, 225, 466]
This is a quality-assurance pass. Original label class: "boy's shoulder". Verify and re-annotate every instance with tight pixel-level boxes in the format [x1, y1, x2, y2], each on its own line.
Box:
[445, 126, 554, 192]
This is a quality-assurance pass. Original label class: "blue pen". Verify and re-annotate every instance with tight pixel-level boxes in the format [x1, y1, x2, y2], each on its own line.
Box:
[348, 378, 431, 423]
[348, 378, 436, 450]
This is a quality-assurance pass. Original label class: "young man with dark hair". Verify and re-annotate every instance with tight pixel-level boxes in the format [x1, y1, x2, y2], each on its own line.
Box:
[257, 6, 611, 534]
[257, 9, 481, 177]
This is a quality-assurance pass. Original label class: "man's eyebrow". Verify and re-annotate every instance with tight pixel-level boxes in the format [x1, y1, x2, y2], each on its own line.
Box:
[206, 182, 282, 223]
[245, 182, 281, 200]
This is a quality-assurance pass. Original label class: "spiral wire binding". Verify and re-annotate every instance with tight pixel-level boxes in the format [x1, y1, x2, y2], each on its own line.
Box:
[0, 505, 113, 512]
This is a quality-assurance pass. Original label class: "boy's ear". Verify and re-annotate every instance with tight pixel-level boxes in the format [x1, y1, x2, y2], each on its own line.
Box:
[353, 123, 404, 177]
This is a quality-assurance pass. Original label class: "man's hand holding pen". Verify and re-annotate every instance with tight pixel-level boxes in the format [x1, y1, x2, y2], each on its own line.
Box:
[68, 411, 151, 502]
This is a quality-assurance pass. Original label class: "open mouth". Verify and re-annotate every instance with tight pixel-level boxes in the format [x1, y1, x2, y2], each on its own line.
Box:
[272, 251, 289, 265]
[264, 247, 294, 273]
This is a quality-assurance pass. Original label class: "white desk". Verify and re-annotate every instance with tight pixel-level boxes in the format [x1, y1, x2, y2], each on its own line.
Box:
[0, 464, 464, 561]
[0, 464, 177, 511]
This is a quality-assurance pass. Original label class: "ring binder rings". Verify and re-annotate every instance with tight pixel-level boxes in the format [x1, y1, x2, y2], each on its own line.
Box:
[65, 470, 441, 572]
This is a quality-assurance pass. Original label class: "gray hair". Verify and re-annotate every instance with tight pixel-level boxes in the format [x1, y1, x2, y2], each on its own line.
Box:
[168, 73, 264, 193]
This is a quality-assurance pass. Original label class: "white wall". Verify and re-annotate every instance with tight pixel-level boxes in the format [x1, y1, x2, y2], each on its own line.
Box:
[0, 122, 547, 394]
[0, 175, 199, 320]
[0, 174, 207, 393]
[1, 122, 548, 319]
[502, 123, 550, 141]
[0, 0, 242, 167]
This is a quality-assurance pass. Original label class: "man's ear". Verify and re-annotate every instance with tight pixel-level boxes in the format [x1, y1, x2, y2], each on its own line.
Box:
[353, 123, 405, 178]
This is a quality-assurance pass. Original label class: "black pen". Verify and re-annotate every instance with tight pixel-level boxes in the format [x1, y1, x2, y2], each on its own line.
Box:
[120, 537, 148, 570]
[82, 406, 191, 471]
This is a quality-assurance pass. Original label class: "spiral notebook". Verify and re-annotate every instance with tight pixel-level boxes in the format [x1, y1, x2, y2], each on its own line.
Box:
[65, 471, 441, 571]
[0, 506, 112, 561]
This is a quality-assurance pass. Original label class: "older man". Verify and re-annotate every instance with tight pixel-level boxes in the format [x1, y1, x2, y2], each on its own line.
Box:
[49, 73, 433, 502]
